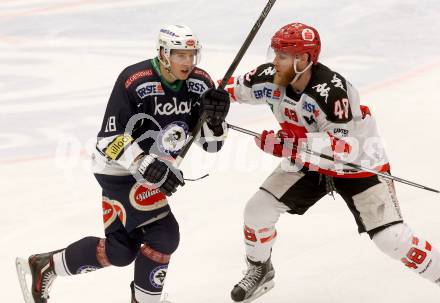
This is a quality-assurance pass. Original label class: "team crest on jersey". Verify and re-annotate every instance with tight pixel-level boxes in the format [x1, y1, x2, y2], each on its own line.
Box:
[129, 183, 167, 211]
[158, 121, 189, 156]
[187, 78, 208, 94]
[149, 265, 168, 288]
[136, 82, 165, 99]
[102, 196, 117, 229]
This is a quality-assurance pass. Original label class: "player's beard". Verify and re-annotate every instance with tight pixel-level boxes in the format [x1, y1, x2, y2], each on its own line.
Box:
[274, 64, 295, 86]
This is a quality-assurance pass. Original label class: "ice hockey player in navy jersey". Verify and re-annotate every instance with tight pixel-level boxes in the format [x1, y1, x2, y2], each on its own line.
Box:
[225, 22, 440, 302]
[15, 24, 230, 303]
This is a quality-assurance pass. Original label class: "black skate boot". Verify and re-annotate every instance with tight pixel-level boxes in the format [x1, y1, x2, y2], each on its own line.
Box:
[28, 249, 63, 303]
[231, 257, 275, 302]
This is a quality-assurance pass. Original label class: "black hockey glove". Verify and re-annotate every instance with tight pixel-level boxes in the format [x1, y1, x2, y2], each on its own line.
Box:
[200, 88, 230, 123]
[138, 155, 185, 196]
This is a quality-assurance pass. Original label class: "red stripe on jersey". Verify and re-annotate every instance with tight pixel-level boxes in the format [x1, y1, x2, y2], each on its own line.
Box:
[301, 162, 391, 178]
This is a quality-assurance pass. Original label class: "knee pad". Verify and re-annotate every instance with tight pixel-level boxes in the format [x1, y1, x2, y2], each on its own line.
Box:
[105, 231, 140, 267]
[141, 214, 180, 255]
[244, 190, 289, 228]
[372, 223, 413, 259]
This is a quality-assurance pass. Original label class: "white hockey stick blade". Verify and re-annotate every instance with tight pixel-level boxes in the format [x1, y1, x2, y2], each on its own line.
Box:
[16, 257, 34, 303]
[240, 280, 275, 303]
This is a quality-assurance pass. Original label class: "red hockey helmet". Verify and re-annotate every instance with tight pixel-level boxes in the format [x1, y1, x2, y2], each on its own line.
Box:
[271, 23, 321, 64]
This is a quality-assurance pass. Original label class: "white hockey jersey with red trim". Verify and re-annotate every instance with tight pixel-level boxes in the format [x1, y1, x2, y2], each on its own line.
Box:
[227, 62, 390, 178]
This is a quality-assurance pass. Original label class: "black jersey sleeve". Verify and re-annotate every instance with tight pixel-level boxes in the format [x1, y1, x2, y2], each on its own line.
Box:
[242, 63, 276, 87]
[306, 65, 353, 124]
[95, 70, 145, 168]
[98, 71, 138, 138]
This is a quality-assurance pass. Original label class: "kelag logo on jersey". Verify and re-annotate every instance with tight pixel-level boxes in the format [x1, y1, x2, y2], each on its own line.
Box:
[136, 82, 165, 99]
[187, 78, 208, 94]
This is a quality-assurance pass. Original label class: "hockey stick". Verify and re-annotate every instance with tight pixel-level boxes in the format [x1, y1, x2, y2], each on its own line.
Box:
[174, 0, 277, 166]
[227, 123, 440, 194]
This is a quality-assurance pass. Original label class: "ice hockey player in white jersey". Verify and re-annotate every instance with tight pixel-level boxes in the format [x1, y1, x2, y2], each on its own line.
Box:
[225, 22, 440, 302]
[15, 25, 230, 303]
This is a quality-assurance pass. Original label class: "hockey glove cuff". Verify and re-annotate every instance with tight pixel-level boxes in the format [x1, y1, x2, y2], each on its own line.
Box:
[137, 154, 185, 196]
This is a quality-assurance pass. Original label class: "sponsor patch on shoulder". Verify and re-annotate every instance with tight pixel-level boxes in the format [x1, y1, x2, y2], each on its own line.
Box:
[125, 69, 153, 89]
[104, 134, 134, 160]
[187, 78, 208, 94]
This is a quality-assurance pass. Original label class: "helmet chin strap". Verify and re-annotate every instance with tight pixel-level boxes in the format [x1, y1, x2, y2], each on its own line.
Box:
[290, 58, 313, 85]
[158, 54, 178, 82]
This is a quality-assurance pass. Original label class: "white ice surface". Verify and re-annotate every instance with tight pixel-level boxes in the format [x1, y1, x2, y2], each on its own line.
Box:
[1, 0, 440, 302]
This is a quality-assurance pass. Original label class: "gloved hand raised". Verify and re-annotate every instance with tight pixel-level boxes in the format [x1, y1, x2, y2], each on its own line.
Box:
[200, 88, 230, 123]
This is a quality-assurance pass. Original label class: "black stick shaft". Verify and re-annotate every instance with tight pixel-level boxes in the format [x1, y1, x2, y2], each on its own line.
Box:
[227, 123, 440, 194]
[219, 0, 277, 89]
[175, 0, 277, 167]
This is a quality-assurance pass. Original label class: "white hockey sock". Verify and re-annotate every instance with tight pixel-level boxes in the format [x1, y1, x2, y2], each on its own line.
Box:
[373, 223, 440, 286]
[243, 190, 289, 262]
[244, 224, 277, 262]
[133, 283, 162, 303]
[53, 250, 72, 276]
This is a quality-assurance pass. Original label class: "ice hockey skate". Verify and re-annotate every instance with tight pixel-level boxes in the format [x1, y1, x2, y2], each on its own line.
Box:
[16, 250, 61, 303]
[231, 257, 275, 302]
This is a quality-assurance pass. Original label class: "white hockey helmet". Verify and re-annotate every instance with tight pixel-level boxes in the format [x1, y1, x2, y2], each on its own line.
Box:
[156, 24, 202, 67]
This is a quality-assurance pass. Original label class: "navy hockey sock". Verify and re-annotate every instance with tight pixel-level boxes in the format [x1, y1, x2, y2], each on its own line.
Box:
[132, 245, 171, 301]
[55, 236, 108, 275]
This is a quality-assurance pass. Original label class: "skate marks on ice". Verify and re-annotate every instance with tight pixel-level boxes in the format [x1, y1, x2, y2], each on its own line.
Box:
[16, 257, 33, 303]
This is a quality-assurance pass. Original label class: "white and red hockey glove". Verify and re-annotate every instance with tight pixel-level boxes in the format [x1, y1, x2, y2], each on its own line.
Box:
[254, 129, 297, 158]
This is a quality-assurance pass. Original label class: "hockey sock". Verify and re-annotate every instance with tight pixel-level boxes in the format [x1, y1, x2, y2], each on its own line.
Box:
[132, 244, 171, 303]
[373, 223, 440, 286]
[53, 237, 110, 276]
[244, 224, 277, 263]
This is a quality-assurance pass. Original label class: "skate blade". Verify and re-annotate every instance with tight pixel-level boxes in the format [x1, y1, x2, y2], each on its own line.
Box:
[15, 257, 34, 303]
[241, 280, 275, 303]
